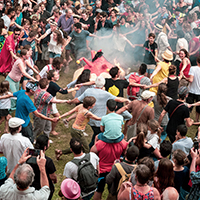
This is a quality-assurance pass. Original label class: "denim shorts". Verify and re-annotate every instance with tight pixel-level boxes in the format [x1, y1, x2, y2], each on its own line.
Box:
[49, 52, 61, 58]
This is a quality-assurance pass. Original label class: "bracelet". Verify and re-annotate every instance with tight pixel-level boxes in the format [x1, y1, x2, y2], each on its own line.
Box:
[59, 116, 61, 119]
[17, 161, 22, 165]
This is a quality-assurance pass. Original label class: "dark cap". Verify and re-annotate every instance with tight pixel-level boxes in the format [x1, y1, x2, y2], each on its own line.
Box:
[178, 86, 188, 96]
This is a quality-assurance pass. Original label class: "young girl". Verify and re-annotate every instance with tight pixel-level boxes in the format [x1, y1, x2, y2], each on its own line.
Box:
[47, 70, 78, 135]
[0, 81, 12, 133]
[55, 96, 101, 160]
[144, 119, 162, 159]
[172, 149, 190, 199]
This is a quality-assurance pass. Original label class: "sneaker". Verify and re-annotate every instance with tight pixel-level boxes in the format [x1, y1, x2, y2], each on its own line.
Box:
[83, 132, 88, 137]
[63, 119, 69, 128]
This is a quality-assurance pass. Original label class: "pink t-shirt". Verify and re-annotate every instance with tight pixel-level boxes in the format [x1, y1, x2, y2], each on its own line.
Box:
[8, 58, 25, 82]
[95, 140, 128, 173]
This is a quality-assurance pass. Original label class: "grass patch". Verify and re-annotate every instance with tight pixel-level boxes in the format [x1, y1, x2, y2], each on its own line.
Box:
[0, 60, 198, 200]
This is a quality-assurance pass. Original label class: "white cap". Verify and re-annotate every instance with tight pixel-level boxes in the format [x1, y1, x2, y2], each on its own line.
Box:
[9, 117, 25, 128]
[141, 90, 155, 100]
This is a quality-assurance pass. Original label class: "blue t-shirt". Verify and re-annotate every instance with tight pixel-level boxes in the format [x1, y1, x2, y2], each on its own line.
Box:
[101, 113, 123, 140]
[13, 90, 36, 127]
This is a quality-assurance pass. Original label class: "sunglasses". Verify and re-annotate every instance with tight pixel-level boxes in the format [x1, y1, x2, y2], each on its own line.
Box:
[14, 33, 20, 35]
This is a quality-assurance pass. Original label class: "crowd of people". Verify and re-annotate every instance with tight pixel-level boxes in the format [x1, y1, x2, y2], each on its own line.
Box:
[0, 0, 200, 199]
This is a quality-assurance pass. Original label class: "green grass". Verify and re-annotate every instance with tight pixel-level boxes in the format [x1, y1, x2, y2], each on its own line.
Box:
[0, 61, 198, 200]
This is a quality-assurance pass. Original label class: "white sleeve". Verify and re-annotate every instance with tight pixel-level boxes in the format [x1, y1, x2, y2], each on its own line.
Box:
[147, 136, 158, 149]
[39, 66, 48, 78]
[45, 28, 51, 35]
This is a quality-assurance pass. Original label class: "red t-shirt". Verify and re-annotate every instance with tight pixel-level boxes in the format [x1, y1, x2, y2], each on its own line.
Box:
[95, 140, 128, 174]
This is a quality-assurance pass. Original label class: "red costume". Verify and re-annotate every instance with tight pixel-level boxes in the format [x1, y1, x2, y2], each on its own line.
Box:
[0, 34, 20, 73]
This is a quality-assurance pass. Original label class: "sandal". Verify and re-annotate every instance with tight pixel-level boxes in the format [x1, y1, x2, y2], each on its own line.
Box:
[55, 149, 62, 160]
[63, 119, 69, 128]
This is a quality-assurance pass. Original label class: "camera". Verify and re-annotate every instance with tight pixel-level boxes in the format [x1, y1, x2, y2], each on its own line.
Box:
[26, 149, 41, 164]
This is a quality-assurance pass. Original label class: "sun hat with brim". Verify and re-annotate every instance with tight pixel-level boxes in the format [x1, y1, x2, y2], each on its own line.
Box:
[26, 82, 38, 91]
[61, 179, 81, 199]
[112, 7, 119, 13]
[141, 90, 155, 100]
[154, 24, 163, 31]
[9, 117, 25, 128]
[178, 86, 189, 96]
[162, 49, 173, 61]
[73, 14, 80, 19]
[49, 20, 58, 26]
[96, 8, 103, 13]
[75, 1, 80, 7]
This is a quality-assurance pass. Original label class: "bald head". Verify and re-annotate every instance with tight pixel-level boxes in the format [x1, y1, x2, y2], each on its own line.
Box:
[162, 187, 179, 200]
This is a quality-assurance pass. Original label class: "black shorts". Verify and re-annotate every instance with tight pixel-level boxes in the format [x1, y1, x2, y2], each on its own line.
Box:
[0, 109, 9, 117]
[96, 172, 110, 193]
[186, 93, 200, 114]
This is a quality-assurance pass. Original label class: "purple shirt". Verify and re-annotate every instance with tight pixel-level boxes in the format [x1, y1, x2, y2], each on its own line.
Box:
[57, 14, 74, 34]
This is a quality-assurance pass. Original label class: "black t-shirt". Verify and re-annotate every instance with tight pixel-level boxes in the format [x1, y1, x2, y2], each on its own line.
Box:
[22, 3, 30, 18]
[47, 81, 68, 97]
[164, 100, 190, 141]
[105, 78, 129, 110]
[143, 40, 157, 65]
[30, 156, 56, 196]
[80, 17, 95, 34]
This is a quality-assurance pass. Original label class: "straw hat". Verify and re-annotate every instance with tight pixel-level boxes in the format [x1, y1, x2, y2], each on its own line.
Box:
[162, 49, 173, 61]
[75, 1, 80, 7]
[154, 23, 163, 32]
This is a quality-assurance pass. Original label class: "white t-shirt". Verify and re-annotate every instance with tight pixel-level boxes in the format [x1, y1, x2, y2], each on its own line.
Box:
[0, 92, 13, 109]
[0, 133, 34, 173]
[63, 152, 99, 180]
[146, 130, 160, 149]
[175, 38, 188, 61]
[188, 66, 200, 95]
[39, 64, 53, 78]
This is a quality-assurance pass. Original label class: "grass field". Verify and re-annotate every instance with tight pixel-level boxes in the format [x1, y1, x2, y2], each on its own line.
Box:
[0, 59, 199, 200]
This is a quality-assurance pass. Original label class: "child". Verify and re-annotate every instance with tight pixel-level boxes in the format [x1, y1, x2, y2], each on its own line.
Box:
[96, 99, 124, 143]
[0, 81, 12, 133]
[55, 96, 101, 160]
[172, 149, 190, 199]
[144, 119, 162, 159]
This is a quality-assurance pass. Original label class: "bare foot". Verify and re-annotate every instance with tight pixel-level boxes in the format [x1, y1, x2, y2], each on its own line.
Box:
[55, 149, 62, 160]
[51, 131, 59, 136]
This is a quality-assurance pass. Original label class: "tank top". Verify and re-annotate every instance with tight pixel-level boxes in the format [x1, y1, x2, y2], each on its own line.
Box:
[179, 62, 190, 78]
[166, 77, 179, 100]
[72, 111, 90, 131]
[129, 186, 154, 200]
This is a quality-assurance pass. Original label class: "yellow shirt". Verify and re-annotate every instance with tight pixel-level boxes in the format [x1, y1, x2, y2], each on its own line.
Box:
[150, 61, 171, 94]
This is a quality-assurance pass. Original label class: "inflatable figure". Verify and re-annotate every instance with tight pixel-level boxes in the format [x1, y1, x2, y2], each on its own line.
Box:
[73, 50, 125, 82]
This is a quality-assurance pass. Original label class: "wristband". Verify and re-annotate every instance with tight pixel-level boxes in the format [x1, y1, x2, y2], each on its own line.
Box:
[59, 116, 61, 119]
[17, 161, 22, 165]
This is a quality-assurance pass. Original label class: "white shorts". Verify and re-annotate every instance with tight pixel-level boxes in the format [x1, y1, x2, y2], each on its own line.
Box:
[52, 102, 58, 115]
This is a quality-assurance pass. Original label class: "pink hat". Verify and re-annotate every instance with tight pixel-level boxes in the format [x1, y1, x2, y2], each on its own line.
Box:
[61, 179, 81, 199]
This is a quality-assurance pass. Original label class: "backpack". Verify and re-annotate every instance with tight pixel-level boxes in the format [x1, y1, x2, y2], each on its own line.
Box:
[127, 73, 144, 99]
[115, 163, 136, 192]
[71, 154, 98, 194]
